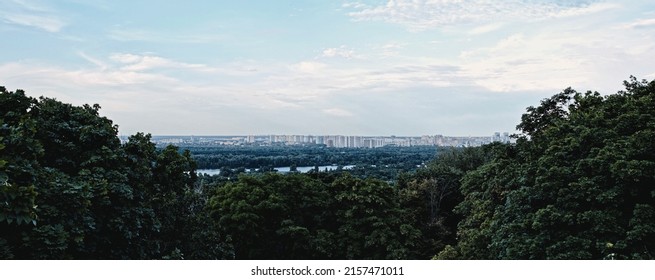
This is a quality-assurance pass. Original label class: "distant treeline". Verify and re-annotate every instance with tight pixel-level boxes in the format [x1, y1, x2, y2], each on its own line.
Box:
[1, 76, 654, 259]
[184, 145, 438, 170]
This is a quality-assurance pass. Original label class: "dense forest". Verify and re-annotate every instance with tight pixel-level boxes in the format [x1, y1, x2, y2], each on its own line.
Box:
[1, 76, 654, 259]
[188, 145, 436, 170]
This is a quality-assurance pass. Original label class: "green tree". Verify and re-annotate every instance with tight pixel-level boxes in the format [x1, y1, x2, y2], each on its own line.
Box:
[211, 172, 422, 259]
[0, 88, 43, 258]
[399, 146, 490, 259]
[329, 174, 421, 259]
[211, 173, 292, 259]
[440, 77, 655, 259]
[0, 87, 223, 259]
[435, 143, 522, 259]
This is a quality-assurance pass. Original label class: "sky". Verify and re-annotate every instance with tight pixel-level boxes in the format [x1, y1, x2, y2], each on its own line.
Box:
[1, 0, 654, 136]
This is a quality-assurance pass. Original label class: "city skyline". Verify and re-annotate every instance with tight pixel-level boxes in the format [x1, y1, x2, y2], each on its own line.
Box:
[2, 1, 654, 136]
[145, 132, 513, 148]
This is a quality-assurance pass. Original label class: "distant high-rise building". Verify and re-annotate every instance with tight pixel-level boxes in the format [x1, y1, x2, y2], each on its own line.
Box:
[354, 136, 362, 148]
[493, 132, 501, 142]
[337, 136, 345, 148]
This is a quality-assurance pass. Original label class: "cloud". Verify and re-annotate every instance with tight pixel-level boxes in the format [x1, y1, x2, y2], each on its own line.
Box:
[6, 0, 51, 12]
[108, 53, 214, 72]
[321, 46, 357, 59]
[109, 53, 143, 64]
[378, 42, 406, 57]
[624, 18, 655, 29]
[112, 54, 172, 71]
[458, 32, 589, 92]
[323, 108, 354, 117]
[346, 65, 455, 90]
[265, 59, 458, 100]
[457, 23, 655, 93]
[108, 28, 225, 43]
[341, 2, 367, 9]
[0, 0, 66, 32]
[78, 52, 108, 69]
[291, 61, 327, 73]
[552, 2, 619, 17]
[345, 0, 617, 31]
[2, 53, 222, 91]
[469, 23, 504, 35]
[2, 13, 65, 32]
[1, 54, 317, 115]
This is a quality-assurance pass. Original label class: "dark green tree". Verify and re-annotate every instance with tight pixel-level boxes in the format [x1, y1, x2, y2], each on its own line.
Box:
[399, 146, 490, 259]
[440, 77, 655, 259]
[0, 88, 42, 258]
[0, 87, 226, 259]
[328, 174, 421, 259]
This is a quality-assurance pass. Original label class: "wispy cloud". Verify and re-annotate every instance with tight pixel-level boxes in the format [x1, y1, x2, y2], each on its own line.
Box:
[6, 0, 50, 12]
[290, 61, 327, 73]
[321, 45, 358, 59]
[341, 2, 367, 10]
[77, 52, 108, 70]
[2, 53, 223, 91]
[378, 42, 405, 57]
[0, 0, 66, 32]
[624, 18, 655, 29]
[109, 53, 212, 72]
[108, 28, 225, 43]
[468, 23, 504, 35]
[1, 13, 65, 32]
[345, 0, 618, 31]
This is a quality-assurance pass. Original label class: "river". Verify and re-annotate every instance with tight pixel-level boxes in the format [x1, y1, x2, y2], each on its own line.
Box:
[197, 165, 355, 176]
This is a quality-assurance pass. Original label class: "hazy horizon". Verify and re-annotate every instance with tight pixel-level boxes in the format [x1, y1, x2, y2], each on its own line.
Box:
[2, 0, 654, 136]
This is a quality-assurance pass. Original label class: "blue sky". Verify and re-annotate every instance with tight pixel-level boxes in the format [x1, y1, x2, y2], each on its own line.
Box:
[1, 0, 654, 136]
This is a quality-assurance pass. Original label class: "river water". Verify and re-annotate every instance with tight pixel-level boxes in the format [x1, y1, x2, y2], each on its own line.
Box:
[197, 165, 355, 176]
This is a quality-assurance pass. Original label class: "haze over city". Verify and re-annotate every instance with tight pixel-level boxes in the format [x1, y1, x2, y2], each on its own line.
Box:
[1, 0, 654, 136]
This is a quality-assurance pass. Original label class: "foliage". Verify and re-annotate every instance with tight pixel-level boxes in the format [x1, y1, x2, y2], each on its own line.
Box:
[439, 77, 655, 259]
[187, 145, 437, 170]
[0, 87, 230, 259]
[398, 146, 491, 259]
[211, 172, 421, 259]
[0, 87, 41, 228]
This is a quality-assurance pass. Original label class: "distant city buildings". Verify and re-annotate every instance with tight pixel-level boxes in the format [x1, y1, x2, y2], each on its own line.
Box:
[140, 132, 514, 148]
[492, 132, 511, 143]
